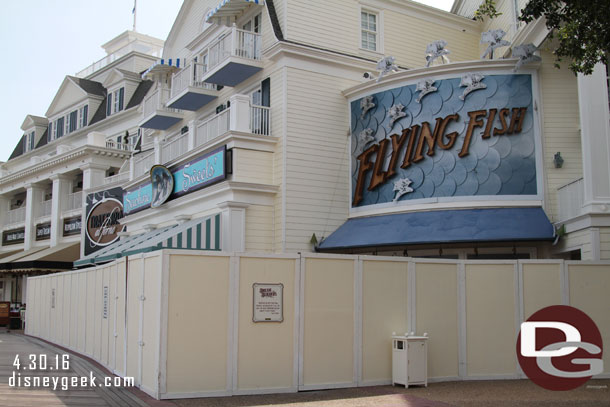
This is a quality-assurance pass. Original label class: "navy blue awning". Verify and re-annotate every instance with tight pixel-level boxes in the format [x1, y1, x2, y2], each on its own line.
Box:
[318, 208, 555, 251]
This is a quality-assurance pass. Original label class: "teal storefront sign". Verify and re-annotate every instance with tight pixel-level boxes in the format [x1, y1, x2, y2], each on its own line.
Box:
[123, 146, 227, 215]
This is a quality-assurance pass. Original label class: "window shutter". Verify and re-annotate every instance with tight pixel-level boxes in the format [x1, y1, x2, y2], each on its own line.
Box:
[119, 87, 124, 111]
[48, 123, 52, 141]
[23, 134, 27, 151]
[30, 132, 35, 151]
[107, 94, 112, 116]
[57, 117, 64, 138]
[261, 78, 270, 107]
[83, 105, 88, 126]
[70, 111, 77, 132]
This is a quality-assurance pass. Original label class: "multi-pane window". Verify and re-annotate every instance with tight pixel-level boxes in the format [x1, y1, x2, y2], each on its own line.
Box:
[54, 117, 64, 139]
[66, 110, 77, 134]
[79, 105, 88, 128]
[361, 11, 378, 51]
[23, 131, 35, 152]
[107, 87, 124, 116]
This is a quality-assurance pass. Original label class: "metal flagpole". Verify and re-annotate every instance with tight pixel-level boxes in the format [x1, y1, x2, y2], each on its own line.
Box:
[132, 0, 137, 31]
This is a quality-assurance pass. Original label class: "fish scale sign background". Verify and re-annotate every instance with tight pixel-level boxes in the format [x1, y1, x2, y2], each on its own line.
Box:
[350, 73, 540, 209]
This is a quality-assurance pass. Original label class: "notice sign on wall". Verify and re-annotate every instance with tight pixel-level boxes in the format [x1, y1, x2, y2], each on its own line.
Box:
[102, 286, 109, 319]
[253, 283, 283, 322]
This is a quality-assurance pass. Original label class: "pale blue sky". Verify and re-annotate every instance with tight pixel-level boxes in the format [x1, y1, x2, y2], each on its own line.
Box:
[0, 0, 453, 162]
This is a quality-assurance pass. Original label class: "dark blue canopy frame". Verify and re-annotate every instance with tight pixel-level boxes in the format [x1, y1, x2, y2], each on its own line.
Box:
[317, 208, 555, 251]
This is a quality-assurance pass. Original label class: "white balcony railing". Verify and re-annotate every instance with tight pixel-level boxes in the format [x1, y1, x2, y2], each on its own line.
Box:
[38, 200, 52, 218]
[103, 172, 130, 186]
[208, 27, 261, 73]
[196, 109, 231, 146]
[143, 88, 180, 118]
[105, 140, 132, 151]
[7, 207, 26, 225]
[161, 132, 189, 164]
[75, 41, 161, 78]
[195, 100, 271, 146]
[170, 62, 217, 99]
[133, 150, 155, 178]
[557, 178, 584, 222]
[250, 105, 271, 136]
[63, 192, 83, 212]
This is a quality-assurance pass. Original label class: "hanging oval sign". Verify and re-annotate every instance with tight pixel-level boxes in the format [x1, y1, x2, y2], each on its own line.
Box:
[150, 165, 174, 208]
[85, 197, 124, 247]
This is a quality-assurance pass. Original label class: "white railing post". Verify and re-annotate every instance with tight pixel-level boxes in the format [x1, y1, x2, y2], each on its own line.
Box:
[188, 120, 196, 150]
[230, 94, 251, 133]
[129, 156, 135, 181]
[154, 136, 161, 164]
[231, 24, 237, 58]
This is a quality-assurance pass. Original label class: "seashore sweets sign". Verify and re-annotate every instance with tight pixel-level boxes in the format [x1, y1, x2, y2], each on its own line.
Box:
[84, 187, 125, 256]
[350, 72, 542, 210]
[123, 145, 227, 215]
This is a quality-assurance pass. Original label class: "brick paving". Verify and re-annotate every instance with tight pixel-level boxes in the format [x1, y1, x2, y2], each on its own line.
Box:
[2, 329, 608, 407]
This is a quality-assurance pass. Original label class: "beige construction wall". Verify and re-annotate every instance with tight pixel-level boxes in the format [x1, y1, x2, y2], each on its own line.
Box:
[25, 253, 161, 397]
[25, 252, 610, 401]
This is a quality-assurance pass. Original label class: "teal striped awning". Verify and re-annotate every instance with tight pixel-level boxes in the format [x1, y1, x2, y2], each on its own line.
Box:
[205, 0, 264, 24]
[74, 214, 221, 266]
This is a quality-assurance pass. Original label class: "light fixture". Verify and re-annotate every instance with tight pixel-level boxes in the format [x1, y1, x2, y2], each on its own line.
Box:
[554, 152, 564, 168]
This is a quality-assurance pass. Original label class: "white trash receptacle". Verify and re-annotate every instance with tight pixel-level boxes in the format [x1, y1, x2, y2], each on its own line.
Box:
[392, 333, 428, 388]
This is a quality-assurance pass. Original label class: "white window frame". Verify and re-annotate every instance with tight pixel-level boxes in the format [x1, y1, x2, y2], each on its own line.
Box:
[113, 88, 121, 113]
[241, 12, 261, 34]
[360, 7, 383, 54]
[79, 104, 88, 129]
[24, 131, 35, 153]
[107, 86, 124, 115]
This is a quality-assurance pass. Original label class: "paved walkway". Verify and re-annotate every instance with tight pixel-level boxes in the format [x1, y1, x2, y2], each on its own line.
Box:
[0, 330, 159, 407]
[1, 330, 608, 406]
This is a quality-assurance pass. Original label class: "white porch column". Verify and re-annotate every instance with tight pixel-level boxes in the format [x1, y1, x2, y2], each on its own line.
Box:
[229, 94, 251, 133]
[50, 174, 72, 246]
[187, 119, 196, 150]
[3, 279, 11, 302]
[217, 201, 249, 252]
[21, 277, 27, 306]
[80, 164, 108, 258]
[80, 164, 108, 191]
[577, 63, 610, 212]
[24, 183, 44, 250]
[0, 195, 9, 232]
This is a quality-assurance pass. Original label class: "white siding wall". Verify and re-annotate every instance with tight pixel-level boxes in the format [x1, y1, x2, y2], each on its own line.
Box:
[539, 50, 583, 223]
[270, 68, 285, 252]
[245, 205, 274, 251]
[556, 229, 592, 260]
[284, 67, 358, 251]
[384, 7, 481, 68]
[286, 0, 481, 68]
[163, 1, 213, 62]
[601, 227, 610, 260]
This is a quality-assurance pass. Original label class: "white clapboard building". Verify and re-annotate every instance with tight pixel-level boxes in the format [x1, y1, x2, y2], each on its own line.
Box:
[0, 31, 164, 311]
[77, 0, 610, 267]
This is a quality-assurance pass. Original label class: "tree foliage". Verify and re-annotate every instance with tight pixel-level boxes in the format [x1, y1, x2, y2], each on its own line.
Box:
[474, 0, 502, 22]
[519, 0, 610, 75]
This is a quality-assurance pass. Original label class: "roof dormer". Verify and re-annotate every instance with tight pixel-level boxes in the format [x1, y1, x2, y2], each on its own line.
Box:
[102, 68, 142, 117]
[45, 76, 106, 143]
[19, 115, 48, 154]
